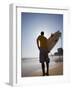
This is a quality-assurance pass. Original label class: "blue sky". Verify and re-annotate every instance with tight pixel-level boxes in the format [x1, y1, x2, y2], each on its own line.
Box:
[21, 12, 63, 58]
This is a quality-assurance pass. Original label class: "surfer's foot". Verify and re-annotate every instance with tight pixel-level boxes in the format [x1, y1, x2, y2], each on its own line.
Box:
[46, 73, 49, 76]
[43, 73, 45, 76]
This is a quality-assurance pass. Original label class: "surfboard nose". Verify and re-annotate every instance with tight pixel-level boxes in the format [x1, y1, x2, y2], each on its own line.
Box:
[47, 31, 62, 51]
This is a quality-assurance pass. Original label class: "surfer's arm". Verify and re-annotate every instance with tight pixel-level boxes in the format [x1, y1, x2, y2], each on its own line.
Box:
[37, 38, 40, 50]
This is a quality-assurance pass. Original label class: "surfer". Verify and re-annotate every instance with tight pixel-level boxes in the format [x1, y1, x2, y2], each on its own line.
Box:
[37, 31, 50, 76]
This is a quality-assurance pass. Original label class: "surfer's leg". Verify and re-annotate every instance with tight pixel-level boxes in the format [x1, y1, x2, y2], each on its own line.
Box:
[41, 62, 45, 76]
[46, 62, 49, 76]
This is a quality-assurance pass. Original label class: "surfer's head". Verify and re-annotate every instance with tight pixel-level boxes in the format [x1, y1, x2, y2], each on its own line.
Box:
[41, 31, 44, 36]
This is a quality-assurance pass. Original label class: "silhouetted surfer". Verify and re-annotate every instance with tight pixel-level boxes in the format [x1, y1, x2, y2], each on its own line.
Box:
[37, 31, 50, 76]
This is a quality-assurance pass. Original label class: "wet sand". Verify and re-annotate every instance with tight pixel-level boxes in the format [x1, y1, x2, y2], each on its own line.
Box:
[32, 62, 63, 76]
[21, 56, 63, 77]
[49, 62, 63, 75]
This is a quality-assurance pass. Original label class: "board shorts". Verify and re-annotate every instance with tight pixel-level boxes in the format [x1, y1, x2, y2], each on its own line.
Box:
[39, 48, 50, 63]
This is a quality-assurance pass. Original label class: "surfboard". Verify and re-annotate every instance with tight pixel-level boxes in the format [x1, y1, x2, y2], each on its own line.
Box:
[47, 31, 61, 51]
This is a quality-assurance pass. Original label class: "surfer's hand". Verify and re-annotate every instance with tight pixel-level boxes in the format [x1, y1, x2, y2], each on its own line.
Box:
[38, 46, 40, 50]
[47, 50, 50, 53]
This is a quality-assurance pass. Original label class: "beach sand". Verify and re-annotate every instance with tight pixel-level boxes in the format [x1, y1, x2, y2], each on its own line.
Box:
[22, 62, 63, 77]
[31, 62, 63, 76]
[21, 56, 63, 77]
[49, 62, 63, 75]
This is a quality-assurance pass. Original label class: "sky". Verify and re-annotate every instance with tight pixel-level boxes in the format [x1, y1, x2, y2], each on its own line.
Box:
[21, 12, 63, 58]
